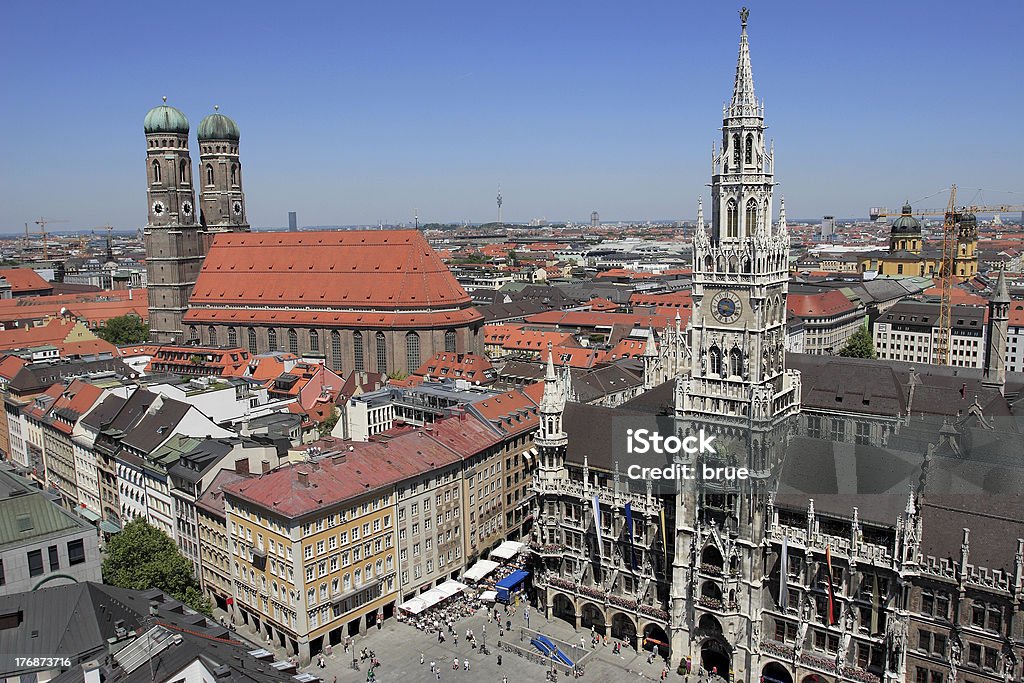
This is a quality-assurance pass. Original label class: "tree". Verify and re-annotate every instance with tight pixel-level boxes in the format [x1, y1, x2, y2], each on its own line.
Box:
[838, 325, 875, 359]
[318, 407, 340, 437]
[95, 314, 149, 344]
[102, 518, 211, 614]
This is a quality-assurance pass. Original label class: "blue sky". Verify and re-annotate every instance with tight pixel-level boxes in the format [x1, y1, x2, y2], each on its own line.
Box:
[1, 0, 1021, 232]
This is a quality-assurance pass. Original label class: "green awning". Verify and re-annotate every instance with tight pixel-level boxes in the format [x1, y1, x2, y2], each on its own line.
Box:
[78, 508, 101, 523]
[99, 520, 121, 534]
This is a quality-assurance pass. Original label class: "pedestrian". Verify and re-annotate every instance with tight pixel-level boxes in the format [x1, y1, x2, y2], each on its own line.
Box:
[436, 672, 441, 681]
[420, 652, 425, 665]
[453, 658, 459, 670]
[463, 660, 468, 671]
[454, 634, 458, 646]
[497, 654, 502, 666]
[430, 661, 436, 673]
[502, 677, 508, 683]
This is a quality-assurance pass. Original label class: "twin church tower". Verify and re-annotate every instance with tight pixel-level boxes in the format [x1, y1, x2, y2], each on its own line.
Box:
[143, 101, 250, 342]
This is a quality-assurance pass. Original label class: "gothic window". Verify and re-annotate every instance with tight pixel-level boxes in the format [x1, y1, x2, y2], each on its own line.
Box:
[288, 329, 298, 354]
[152, 160, 161, 184]
[730, 347, 743, 376]
[376, 332, 387, 374]
[709, 345, 722, 376]
[445, 329, 457, 353]
[309, 329, 319, 352]
[268, 328, 278, 350]
[231, 164, 238, 186]
[331, 331, 343, 372]
[188, 326, 198, 342]
[179, 159, 188, 184]
[745, 134, 753, 165]
[745, 199, 758, 235]
[352, 331, 363, 372]
[247, 328, 257, 354]
[406, 331, 421, 371]
[228, 327, 237, 346]
[704, 255, 714, 272]
[732, 134, 740, 165]
[208, 326, 217, 346]
[726, 200, 738, 238]
[205, 164, 214, 186]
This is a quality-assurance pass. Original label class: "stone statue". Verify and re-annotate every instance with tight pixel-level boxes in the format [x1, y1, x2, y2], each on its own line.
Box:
[740, 7, 749, 27]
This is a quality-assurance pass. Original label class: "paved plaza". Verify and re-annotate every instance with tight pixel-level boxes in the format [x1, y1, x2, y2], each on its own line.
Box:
[231, 603, 701, 683]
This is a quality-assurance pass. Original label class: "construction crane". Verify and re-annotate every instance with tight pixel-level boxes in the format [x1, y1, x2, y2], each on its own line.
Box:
[870, 186, 1024, 364]
[27, 217, 69, 261]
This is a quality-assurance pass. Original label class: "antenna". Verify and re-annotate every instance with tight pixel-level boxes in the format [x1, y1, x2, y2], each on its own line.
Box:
[415, 208, 419, 230]
[496, 185, 503, 228]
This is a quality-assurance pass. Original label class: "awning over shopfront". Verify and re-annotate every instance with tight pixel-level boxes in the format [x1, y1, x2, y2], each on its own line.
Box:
[463, 559, 499, 582]
[490, 540, 525, 560]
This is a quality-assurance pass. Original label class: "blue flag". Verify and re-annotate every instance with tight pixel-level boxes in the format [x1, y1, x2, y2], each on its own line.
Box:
[624, 503, 638, 570]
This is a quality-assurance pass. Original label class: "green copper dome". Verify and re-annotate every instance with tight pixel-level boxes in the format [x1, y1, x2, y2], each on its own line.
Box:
[891, 202, 921, 234]
[144, 102, 189, 134]
[197, 111, 240, 141]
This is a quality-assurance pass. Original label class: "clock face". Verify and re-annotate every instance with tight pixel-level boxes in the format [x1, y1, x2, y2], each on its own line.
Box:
[181, 201, 193, 216]
[711, 290, 742, 324]
[232, 201, 243, 216]
[152, 201, 165, 215]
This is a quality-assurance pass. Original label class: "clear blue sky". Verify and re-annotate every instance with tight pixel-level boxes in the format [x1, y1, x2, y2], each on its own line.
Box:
[1, 0, 1021, 232]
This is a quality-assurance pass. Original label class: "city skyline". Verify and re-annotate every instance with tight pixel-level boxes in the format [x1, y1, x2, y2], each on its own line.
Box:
[2, 0, 1022, 233]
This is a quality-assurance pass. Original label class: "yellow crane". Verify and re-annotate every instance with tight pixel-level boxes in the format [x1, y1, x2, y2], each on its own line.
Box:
[871, 186, 1024, 364]
[26, 217, 69, 261]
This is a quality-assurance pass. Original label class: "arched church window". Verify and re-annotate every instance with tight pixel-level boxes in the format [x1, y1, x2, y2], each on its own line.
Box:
[708, 345, 722, 376]
[351, 331, 363, 373]
[726, 200, 738, 238]
[288, 329, 298, 354]
[231, 164, 238, 186]
[309, 329, 319, 352]
[179, 159, 188, 184]
[730, 347, 743, 376]
[732, 134, 740, 165]
[406, 331, 421, 371]
[745, 199, 757, 235]
[208, 326, 217, 345]
[376, 332, 387, 374]
[152, 160, 161, 184]
[188, 326, 198, 342]
[704, 255, 714, 272]
[745, 134, 753, 165]
[228, 327, 237, 346]
[445, 329, 457, 353]
[247, 328, 257, 354]
[268, 328, 278, 350]
[206, 164, 214, 186]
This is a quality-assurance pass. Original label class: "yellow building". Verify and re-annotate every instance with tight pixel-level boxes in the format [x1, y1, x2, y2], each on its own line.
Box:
[224, 460, 399, 663]
[859, 203, 978, 278]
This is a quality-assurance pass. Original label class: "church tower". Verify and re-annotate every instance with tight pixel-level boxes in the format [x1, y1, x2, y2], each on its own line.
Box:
[670, 9, 801, 679]
[197, 107, 250, 244]
[143, 99, 206, 343]
[535, 346, 568, 482]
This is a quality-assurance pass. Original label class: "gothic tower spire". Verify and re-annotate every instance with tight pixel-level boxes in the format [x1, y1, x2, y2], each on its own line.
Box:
[983, 269, 1010, 391]
[730, 7, 758, 119]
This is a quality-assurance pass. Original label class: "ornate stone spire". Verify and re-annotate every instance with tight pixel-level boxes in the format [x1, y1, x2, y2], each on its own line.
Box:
[993, 268, 1010, 304]
[778, 196, 787, 235]
[730, 7, 759, 118]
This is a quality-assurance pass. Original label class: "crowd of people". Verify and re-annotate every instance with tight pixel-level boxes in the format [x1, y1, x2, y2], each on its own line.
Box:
[396, 591, 485, 634]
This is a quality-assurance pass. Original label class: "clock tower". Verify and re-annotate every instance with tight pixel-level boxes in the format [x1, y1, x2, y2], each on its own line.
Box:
[143, 99, 205, 343]
[669, 9, 801, 678]
[197, 107, 250, 246]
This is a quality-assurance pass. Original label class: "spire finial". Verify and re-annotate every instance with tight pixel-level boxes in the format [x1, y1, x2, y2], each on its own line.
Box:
[162, 96, 167, 103]
[214, 104, 220, 112]
[740, 6, 749, 29]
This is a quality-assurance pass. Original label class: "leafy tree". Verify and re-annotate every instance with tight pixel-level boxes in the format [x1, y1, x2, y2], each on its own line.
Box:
[837, 325, 876, 359]
[102, 518, 211, 614]
[318, 407, 340, 437]
[387, 370, 409, 381]
[507, 250, 520, 266]
[95, 314, 149, 345]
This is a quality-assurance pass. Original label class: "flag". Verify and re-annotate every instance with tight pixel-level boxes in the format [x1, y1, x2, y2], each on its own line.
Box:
[870, 573, 880, 635]
[659, 506, 667, 575]
[624, 503, 638, 571]
[825, 545, 836, 625]
[778, 535, 788, 608]
[592, 494, 603, 557]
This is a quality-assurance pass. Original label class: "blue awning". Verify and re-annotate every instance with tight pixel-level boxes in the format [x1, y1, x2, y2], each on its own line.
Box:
[495, 569, 530, 591]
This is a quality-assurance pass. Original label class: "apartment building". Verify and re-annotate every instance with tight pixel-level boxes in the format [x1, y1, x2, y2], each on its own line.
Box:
[873, 301, 987, 369]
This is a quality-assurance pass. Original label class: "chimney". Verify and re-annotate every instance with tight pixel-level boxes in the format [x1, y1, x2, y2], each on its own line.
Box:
[234, 458, 249, 475]
[297, 470, 309, 487]
[261, 460, 270, 474]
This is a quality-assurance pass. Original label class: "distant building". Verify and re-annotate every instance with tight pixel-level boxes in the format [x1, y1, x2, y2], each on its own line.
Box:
[873, 300, 987, 369]
[288, 211, 298, 232]
[820, 215, 836, 239]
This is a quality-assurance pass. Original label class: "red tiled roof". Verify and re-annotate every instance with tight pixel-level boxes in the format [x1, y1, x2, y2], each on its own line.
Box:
[187, 231, 482, 328]
[523, 310, 672, 330]
[786, 291, 857, 318]
[0, 268, 51, 294]
[473, 389, 539, 436]
[0, 318, 117, 357]
[482, 326, 576, 351]
[414, 352, 494, 383]
[550, 345, 601, 369]
[0, 355, 27, 380]
[1009, 301, 1024, 326]
[0, 289, 147, 326]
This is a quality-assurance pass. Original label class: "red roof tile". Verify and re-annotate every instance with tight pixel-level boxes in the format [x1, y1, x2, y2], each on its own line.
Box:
[0, 269, 52, 294]
[786, 291, 857, 317]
